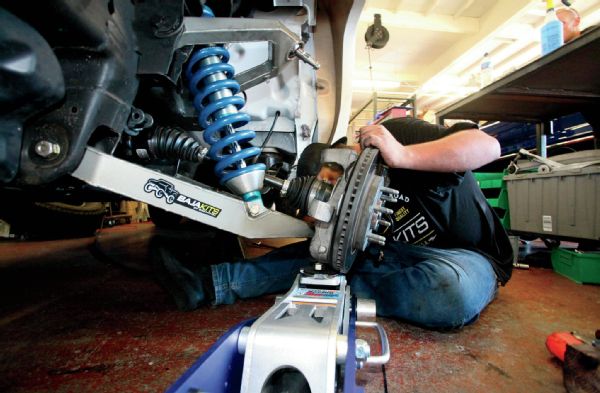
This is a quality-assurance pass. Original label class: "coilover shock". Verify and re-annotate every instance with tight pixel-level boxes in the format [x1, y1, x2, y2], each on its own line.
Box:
[185, 6, 265, 202]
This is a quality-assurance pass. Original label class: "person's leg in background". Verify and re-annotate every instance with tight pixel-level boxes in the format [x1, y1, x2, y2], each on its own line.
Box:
[149, 228, 310, 310]
[211, 240, 311, 305]
[348, 243, 498, 329]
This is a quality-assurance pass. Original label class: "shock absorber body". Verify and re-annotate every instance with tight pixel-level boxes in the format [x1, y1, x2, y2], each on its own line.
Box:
[185, 7, 265, 202]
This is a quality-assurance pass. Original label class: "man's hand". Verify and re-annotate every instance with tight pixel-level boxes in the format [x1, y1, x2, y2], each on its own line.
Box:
[358, 125, 405, 167]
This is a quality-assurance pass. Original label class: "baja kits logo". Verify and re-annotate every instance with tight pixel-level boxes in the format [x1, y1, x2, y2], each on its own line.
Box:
[143, 179, 221, 218]
[144, 179, 179, 204]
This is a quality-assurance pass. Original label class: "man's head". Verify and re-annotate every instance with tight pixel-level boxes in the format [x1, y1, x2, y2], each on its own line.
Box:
[296, 137, 356, 185]
[318, 162, 344, 184]
[556, 7, 581, 43]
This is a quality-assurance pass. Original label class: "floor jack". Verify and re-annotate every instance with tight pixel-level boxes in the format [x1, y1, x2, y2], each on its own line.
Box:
[165, 147, 396, 392]
[166, 263, 389, 393]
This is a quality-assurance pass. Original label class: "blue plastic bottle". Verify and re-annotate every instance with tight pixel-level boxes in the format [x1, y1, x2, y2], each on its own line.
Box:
[541, 0, 564, 55]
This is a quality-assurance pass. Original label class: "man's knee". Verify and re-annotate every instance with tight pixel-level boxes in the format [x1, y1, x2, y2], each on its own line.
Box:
[384, 262, 487, 328]
[425, 260, 494, 327]
[430, 279, 476, 327]
[412, 277, 474, 328]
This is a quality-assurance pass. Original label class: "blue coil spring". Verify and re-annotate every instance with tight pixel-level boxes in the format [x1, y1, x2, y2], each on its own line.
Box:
[185, 43, 265, 186]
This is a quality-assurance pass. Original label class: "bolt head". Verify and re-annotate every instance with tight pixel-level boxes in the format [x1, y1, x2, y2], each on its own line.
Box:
[248, 203, 261, 216]
[355, 339, 371, 362]
[318, 245, 327, 254]
[300, 124, 311, 139]
[34, 141, 60, 158]
[151, 14, 182, 37]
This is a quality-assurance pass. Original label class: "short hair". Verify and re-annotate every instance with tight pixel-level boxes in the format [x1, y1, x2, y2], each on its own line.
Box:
[331, 136, 348, 147]
[297, 143, 329, 177]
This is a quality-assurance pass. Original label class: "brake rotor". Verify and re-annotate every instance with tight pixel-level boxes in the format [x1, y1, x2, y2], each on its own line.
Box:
[328, 147, 398, 272]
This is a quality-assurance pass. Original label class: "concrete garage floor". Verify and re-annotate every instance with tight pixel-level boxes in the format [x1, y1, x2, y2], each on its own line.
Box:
[0, 223, 599, 393]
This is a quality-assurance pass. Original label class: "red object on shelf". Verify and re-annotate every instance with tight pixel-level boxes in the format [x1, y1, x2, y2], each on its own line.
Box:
[546, 332, 584, 361]
[373, 107, 409, 124]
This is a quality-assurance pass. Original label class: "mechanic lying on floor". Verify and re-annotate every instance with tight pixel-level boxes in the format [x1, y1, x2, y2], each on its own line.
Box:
[152, 117, 514, 329]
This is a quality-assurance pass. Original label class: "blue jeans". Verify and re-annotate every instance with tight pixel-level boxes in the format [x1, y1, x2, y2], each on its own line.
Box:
[210, 241, 498, 329]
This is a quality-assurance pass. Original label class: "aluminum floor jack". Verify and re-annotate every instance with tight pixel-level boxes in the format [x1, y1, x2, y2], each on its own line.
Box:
[166, 263, 390, 393]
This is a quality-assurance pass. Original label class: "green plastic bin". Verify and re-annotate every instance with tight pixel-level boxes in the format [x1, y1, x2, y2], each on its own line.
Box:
[473, 171, 510, 229]
[551, 248, 600, 284]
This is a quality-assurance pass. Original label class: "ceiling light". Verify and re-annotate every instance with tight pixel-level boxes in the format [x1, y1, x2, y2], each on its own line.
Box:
[352, 79, 402, 89]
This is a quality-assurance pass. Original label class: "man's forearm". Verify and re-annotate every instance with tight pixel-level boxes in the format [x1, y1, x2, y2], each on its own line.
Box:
[393, 130, 501, 172]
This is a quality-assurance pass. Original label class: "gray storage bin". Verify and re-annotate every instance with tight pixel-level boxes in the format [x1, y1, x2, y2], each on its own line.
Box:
[504, 165, 600, 241]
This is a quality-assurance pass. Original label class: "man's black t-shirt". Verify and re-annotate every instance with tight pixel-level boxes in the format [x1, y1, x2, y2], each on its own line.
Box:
[378, 117, 513, 284]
